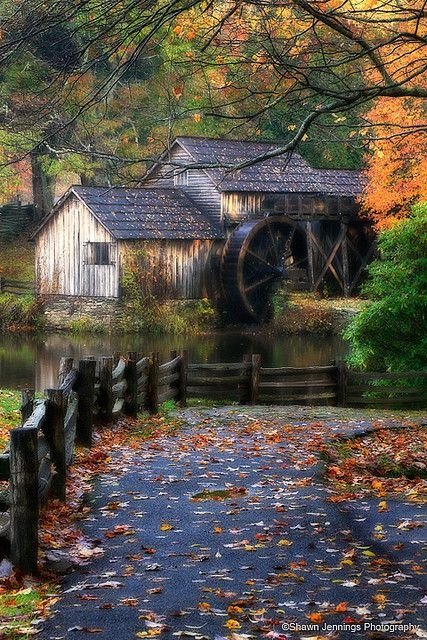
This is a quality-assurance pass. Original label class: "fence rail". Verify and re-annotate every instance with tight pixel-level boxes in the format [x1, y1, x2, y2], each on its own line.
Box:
[0, 349, 425, 574]
[0, 277, 35, 295]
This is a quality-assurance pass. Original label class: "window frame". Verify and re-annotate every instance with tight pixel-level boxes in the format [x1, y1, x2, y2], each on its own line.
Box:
[84, 242, 116, 266]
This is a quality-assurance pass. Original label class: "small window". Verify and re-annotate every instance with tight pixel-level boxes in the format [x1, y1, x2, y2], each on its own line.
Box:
[85, 242, 113, 265]
[173, 169, 189, 186]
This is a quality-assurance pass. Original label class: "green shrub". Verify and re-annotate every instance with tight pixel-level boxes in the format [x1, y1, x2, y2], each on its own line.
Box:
[119, 298, 218, 335]
[0, 293, 43, 330]
[344, 204, 427, 371]
[271, 292, 334, 334]
[69, 314, 107, 334]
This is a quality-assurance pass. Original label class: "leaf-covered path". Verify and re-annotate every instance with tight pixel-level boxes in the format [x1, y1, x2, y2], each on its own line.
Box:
[40, 407, 426, 640]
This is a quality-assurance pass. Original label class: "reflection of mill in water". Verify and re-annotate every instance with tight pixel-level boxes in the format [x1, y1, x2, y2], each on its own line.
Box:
[0, 332, 347, 392]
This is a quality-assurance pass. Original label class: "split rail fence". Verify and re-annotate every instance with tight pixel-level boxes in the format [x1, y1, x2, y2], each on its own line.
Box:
[0, 277, 34, 295]
[0, 350, 425, 574]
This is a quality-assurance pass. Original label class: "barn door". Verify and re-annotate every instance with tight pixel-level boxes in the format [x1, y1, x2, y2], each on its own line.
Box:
[81, 241, 118, 297]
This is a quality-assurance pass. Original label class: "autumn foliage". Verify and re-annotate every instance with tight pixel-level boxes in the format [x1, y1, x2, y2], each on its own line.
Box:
[362, 98, 427, 229]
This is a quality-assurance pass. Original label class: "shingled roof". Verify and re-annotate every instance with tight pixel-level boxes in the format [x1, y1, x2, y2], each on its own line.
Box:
[173, 137, 364, 197]
[35, 186, 223, 240]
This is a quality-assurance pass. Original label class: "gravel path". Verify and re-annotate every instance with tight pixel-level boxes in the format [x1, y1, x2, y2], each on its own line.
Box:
[40, 406, 426, 640]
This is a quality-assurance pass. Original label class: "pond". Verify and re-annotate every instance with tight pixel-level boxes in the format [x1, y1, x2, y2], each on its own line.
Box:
[0, 331, 348, 392]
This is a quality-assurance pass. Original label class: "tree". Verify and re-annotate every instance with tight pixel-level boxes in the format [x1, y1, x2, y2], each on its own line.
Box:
[0, 1, 426, 209]
[1, 1, 425, 153]
[361, 98, 427, 230]
[344, 203, 427, 371]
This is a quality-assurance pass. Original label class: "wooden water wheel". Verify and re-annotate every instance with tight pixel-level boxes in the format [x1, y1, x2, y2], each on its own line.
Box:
[220, 216, 307, 323]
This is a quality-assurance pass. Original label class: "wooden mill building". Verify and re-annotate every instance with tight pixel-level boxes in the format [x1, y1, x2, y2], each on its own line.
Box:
[34, 137, 373, 324]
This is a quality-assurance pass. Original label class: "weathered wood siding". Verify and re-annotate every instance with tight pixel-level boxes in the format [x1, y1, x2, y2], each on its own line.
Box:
[144, 144, 222, 227]
[222, 192, 359, 222]
[35, 195, 119, 297]
[119, 239, 217, 299]
[222, 193, 265, 223]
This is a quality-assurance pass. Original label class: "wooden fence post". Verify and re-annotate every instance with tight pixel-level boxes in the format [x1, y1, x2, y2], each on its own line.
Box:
[250, 354, 261, 404]
[21, 390, 34, 424]
[124, 352, 138, 418]
[99, 356, 113, 420]
[10, 427, 39, 574]
[146, 352, 159, 415]
[336, 360, 348, 406]
[178, 350, 188, 407]
[58, 357, 74, 386]
[76, 359, 96, 447]
[44, 389, 66, 502]
[239, 354, 252, 404]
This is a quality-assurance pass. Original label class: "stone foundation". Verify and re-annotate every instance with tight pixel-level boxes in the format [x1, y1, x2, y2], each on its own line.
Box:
[40, 295, 124, 331]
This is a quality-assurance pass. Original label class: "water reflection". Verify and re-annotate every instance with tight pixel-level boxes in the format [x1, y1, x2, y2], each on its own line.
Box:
[0, 331, 347, 391]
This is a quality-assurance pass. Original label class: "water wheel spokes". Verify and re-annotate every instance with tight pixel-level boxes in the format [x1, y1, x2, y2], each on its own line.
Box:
[220, 216, 307, 323]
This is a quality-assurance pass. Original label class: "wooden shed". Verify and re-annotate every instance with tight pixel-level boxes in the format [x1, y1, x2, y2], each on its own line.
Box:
[34, 185, 222, 300]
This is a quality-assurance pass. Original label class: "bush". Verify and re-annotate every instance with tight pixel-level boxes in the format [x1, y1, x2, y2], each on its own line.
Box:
[0, 293, 43, 330]
[271, 291, 335, 334]
[69, 315, 107, 334]
[119, 298, 218, 335]
[344, 204, 427, 371]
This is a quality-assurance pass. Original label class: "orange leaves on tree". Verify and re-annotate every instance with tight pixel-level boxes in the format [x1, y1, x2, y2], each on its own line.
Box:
[362, 97, 427, 229]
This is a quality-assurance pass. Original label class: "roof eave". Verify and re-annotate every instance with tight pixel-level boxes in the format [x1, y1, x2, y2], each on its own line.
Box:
[31, 186, 77, 238]
[31, 186, 118, 240]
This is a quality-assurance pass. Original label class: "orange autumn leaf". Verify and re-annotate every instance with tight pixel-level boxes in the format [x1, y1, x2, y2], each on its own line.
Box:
[105, 525, 134, 538]
[224, 619, 241, 630]
[372, 593, 388, 607]
[306, 612, 324, 624]
[335, 602, 348, 613]
[159, 522, 174, 531]
[277, 538, 293, 547]
[227, 605, 244, 615]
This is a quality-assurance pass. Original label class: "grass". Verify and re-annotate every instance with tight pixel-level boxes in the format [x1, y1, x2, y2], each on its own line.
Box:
[69, 315, 107, 334]
[0, 584, 59, 639]
[133, 401, 185, 439]
[0, 390, 21, 450]
[0, 238, 34, 282]
[269, 291, 365, 334]
[0, 294, 43, 332]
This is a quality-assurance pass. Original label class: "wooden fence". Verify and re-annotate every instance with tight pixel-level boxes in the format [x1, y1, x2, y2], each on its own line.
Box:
[0, 203, 34, 238]
[0, 350, 425, 574]
[187, 358, 427, 407]
[0, 278, 35, 295]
